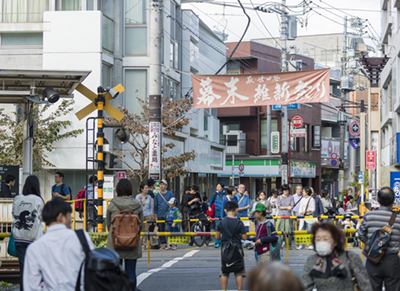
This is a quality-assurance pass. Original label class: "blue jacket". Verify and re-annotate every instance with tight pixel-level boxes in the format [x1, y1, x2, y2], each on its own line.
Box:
[222, 196, 238, 218]
[154, 191, 174, 218]
[235, 193, 251, 218]
[209, 190, 225, 217]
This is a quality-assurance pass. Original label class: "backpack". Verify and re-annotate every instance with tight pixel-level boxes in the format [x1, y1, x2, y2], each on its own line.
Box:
[52, 184, 72, 198]
[74, 188, 86, 212]
[363, 212, 397, 264]
[220, 220, 244, 273]
[111, 208, 141, 250]
[75, 230, 133, 291]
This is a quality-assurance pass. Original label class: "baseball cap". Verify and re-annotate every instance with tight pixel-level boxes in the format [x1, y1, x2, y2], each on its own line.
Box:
[160, 179, 168, 186]
[249, 202, 266, 214]
[168, 197, 177, 204]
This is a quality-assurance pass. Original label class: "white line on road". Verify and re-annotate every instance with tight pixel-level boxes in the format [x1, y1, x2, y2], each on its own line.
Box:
[137, 250, 200, 286]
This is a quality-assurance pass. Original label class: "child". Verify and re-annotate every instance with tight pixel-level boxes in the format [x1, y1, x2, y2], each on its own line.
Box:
[248, 203, 278, 264]
[221, 186, 238, 218]
[202, 196, 209, 214]
[215, 201, 247, 291]
[166, 197, 180, 250]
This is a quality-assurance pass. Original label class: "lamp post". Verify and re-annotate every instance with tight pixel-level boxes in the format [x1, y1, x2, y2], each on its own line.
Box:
[337, 106, 347, 197]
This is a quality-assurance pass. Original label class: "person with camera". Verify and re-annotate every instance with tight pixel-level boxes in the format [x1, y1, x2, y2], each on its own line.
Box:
[186, 184, 211, 246]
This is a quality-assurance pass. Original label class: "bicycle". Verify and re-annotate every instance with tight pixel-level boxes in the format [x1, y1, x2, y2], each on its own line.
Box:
[190, 213, 210, 247]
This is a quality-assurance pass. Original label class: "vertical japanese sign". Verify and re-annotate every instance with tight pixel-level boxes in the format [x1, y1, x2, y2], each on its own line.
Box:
[191, 68, 330, 108]
[390, 171, 400, 205]
[149, 121, 161, 181]
[271, 132, 280, 154]
[366, 151, 376, 170]
[117, 171, 126, 181]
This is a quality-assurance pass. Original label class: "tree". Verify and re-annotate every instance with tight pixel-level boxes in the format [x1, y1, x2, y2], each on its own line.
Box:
[0, 100, 84, 172]
[106, 97, 196, 184]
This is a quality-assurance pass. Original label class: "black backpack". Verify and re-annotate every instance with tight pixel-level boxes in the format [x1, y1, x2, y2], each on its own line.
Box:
[75, 230, 134, 291]
[220, 220, 244, 274]
[363, 212, 397, 264]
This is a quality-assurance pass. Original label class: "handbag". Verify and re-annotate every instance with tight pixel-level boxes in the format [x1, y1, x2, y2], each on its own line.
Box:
[7, 230, 18, 257]
[266, 222, 280, 261]
[346, 251, 361, 291]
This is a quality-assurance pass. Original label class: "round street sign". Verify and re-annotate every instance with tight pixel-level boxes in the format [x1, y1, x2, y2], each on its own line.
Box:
[291, 115, 304, 129]
[238, 163, 244, 172]
[349, 120, 360, 136]
[331, 153, 338, 160]
[331, 160, 338, 166]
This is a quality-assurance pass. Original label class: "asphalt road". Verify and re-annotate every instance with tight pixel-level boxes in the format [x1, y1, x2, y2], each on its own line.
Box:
[136, 241, 363, 291]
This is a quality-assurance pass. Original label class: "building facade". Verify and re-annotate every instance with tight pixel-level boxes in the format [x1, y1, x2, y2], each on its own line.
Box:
[0, 1, 226, 201]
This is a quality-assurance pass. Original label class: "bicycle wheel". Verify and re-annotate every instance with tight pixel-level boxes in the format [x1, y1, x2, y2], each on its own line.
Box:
[191, 222, 206, 247]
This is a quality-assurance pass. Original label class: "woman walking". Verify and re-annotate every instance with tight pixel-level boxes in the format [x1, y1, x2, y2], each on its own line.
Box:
[12, 175, 44, 291]
[136, 183, 155, 251]
[302, 223, 372, 291]
[107, 179, 144, 291]
[297, 186, 316, 250]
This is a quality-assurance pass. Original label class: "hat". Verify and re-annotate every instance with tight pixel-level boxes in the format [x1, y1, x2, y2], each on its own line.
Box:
[168, 197, 177, 204]
[249, 202, 266, 214]
[160, 179, 168, 186]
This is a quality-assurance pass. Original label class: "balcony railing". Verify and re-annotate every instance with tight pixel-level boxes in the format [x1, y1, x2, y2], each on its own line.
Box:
[220, 139, 255, 155]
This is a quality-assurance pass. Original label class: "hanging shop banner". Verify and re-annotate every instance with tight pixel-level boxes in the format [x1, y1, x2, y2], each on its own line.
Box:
[191, 68, 330, 108]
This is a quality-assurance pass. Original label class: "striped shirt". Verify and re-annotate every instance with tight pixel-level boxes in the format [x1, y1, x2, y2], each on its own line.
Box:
[358, 206, 400, 254]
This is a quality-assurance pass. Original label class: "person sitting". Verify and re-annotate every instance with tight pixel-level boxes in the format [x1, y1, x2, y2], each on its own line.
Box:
[302, 223, 372, 291]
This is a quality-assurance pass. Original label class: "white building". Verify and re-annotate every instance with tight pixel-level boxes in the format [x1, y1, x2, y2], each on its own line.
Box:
[0, 1, 225, 200]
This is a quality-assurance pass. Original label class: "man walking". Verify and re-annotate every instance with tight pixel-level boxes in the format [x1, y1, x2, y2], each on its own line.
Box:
[86, 175, 98, 230]
[209, 183, 225, 248]
[277, 184, 294, 249]
[154, 179, 174, 249]
[358, 187, 400, 291]
[0, 174, 16, 198]
[51, 171, 71, 200]
[24, 198, 94, 290]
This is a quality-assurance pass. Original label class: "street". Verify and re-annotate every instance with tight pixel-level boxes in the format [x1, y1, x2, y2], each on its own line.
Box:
[136, 241, 363, 290]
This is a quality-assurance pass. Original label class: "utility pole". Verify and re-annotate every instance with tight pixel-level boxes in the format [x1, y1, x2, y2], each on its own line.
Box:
[338, 16, 348, 197]
[149, 0, 163, 181]
[280, 0, 289, 186]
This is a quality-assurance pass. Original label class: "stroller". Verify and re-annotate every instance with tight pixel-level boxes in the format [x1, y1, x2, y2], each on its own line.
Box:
[340, 211, 361, 248]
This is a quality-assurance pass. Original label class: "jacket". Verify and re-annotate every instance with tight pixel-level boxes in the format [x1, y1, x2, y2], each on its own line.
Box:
[106, 197, 144, 260]
[253, 221, 278, 255]
[312, 196, 324, 217]
[302, 251, 372, 291]
[209, 190, 225, 216]
[166, 207, 181, 228]
[12, 194, 44, 243]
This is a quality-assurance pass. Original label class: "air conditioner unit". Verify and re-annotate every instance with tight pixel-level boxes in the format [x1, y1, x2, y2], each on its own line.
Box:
[225, 130, 246, 154]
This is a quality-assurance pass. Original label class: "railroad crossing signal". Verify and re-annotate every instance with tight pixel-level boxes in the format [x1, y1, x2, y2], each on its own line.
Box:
[75, 83, 125, 121]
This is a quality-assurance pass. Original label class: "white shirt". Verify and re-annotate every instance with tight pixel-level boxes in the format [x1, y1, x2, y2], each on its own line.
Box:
[299, 196, 316, 224]
[292, 194, 303, 215]
[24, 224, 94, 291]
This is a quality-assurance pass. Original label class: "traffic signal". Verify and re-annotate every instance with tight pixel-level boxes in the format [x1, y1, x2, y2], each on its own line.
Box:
[105, 153, 119, 169]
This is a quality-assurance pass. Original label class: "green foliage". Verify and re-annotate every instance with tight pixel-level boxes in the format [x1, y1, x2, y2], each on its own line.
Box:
[94, 240, 107, 248]
[106, 97, 196, 184]
[0, 100, 84, 172]
[0, 281, 18, 290]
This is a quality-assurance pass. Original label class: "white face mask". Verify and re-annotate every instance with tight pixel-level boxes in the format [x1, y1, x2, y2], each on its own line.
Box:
[315, 242, 333, 256]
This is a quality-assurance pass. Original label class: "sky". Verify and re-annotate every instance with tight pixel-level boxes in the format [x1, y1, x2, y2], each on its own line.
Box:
[183, 0, 382, 53]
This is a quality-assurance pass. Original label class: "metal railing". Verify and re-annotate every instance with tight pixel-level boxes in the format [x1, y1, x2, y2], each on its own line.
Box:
[219, 139, 255, 155]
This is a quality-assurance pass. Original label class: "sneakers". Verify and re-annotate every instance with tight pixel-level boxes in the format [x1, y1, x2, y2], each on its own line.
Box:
[215, 243, 220, 248]
[165, 245, 172, 250]
[171, 245, 177, 250]
[307, 245, 314, 250]
[160, 244, 167, 250]
[296, 245, 303, 250]
[150, 245, 160, 250]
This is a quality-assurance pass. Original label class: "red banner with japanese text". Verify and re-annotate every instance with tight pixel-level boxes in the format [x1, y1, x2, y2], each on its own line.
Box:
[191, 68, 330, 108]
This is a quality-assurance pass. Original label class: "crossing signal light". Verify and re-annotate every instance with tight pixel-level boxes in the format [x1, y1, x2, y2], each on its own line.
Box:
[106, 153, 118, 169]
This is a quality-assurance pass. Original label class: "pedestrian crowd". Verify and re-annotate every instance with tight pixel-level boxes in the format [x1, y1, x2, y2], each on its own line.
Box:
[5, 173, 400, 291]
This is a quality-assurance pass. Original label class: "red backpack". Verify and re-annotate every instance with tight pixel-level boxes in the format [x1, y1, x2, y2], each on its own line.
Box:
[74, 188, 86, 212]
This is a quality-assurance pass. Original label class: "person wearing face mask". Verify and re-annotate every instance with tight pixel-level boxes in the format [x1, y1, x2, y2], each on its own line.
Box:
[302, 223, 372, 291]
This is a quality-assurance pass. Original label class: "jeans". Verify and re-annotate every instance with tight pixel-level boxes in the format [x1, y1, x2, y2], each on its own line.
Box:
[157, 222, 167, 245]
[15, 241, 30, 291]
[120, 259, 137, 288]
[167, 224, 179, 232]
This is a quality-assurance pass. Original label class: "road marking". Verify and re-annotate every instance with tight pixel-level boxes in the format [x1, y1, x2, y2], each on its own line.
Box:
[137, 249, 200, 286]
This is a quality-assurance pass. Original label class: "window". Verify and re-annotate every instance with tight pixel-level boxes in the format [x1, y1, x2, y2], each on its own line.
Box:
[56, 0, 82, 11]
[290, 124, 299, 152]
[1, 33, 43, 45]
[220, 122, 240, 142]
[170, 41, 178, 69]
[2, 0, 48, 22]
[102, 15, 114, 52]
[102, 64, 112, 88]
[260, 118, 278, 149]
[162, 76, 179, 101]
[125, 0, 147, 55]
[125, 70, 147, 115]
